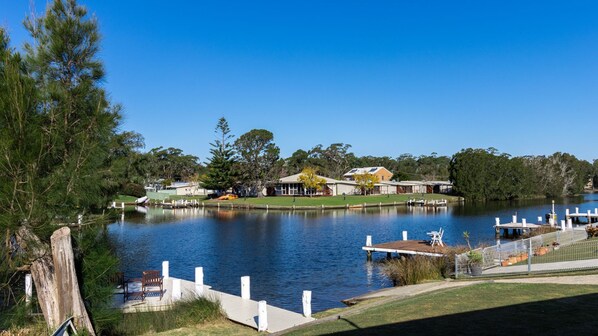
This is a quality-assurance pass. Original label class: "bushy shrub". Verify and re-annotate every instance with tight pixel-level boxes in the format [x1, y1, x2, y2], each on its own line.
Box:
[381, 246, 468, 286]
[121, 183, 146, 198]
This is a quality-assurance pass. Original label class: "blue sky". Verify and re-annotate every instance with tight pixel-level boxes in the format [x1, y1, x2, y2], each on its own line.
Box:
[2, 1, 597, 161]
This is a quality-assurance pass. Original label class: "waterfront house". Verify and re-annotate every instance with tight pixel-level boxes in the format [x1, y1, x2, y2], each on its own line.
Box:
[424, 181, 454, 194]
[343, 167, 394, 182]
[270, 173, 359, 196]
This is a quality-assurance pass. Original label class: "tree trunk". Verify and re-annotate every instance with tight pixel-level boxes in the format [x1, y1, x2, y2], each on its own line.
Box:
[16, 226, 95, 335]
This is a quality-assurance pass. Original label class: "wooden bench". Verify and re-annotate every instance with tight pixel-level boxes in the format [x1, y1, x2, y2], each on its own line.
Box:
[141, 270, 163, 301]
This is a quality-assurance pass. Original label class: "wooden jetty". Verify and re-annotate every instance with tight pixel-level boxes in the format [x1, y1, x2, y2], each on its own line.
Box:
[362, 233, 446, 259]
[566, 207, 598, 224]
[493, 216, 547, 238]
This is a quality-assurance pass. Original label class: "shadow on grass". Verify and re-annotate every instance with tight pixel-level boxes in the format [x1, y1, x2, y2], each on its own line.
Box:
[322, 293, 598, 336]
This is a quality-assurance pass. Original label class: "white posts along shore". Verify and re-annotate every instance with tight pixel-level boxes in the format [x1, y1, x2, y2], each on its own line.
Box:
[195, 267, 204, 296]
[258, 300, 268, 331]
[302, 290, 312, 317]
[172, 279, 182, 301]
[241, 276, 250, 299]
[162, 261, 169, 279]
[366, 235, 372, 247]
[402, 231, 408, 241]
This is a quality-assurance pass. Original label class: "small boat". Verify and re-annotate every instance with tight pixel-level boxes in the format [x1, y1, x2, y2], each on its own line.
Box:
[135, 196, 149, 205]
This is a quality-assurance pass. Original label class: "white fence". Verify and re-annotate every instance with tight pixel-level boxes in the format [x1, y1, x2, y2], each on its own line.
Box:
[455, 229, 593, 277]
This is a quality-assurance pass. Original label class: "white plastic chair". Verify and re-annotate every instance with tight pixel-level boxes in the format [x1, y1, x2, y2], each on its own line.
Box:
[429, 227, 444, 246]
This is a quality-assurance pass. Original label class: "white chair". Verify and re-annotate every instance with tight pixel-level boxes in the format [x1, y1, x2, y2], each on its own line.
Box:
[428, 228, 444, 247]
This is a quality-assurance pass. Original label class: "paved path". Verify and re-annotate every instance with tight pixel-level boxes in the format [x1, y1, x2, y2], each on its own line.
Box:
[115, 277, 314, 333]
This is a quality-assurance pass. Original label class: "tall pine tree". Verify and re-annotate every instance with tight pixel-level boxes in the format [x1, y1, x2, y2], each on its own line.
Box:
[202, 117, 236, 193]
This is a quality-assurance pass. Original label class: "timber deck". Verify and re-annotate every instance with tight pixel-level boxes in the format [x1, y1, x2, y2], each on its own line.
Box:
[362, 240, 446, 257]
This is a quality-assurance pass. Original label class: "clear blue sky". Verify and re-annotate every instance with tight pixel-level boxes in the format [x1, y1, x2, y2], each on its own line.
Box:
[2, 1, 597, 161]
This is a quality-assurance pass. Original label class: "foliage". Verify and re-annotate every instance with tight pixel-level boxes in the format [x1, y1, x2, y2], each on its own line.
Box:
[0, 1, 129, 330]
[202, 118, 236, 193]
[297, 167, 327, 196]
[381, 256, 446, 286]
[115, 297, 223, 335]
[144, 147, 200, 182]
[354, 173, 379, 195]
[449, 148, 592, 201]
[122, 183, 146, 198]
[73, 224, 122, 334]
[233, 129, 281, 197]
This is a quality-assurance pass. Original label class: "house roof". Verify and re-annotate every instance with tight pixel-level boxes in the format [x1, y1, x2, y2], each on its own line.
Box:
[343, 167, 388, 176]
[380, 181, 425, 186]
[278, 173, 340, 184]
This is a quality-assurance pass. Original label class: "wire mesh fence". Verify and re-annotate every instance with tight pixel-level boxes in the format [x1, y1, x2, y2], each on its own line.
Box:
[455, 228, 596, 277]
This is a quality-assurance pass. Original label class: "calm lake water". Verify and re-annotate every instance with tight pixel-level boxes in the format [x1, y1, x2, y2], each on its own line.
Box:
[108, 194, 598, 313]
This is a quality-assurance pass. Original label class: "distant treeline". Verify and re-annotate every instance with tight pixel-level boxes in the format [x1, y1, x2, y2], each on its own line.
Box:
[125, 125, 597, 201]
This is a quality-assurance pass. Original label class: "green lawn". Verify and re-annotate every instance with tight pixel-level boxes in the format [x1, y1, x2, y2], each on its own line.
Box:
[285, 282, 598, 335]
[206, 194, 459, 207]
[529, 238, 598, 264]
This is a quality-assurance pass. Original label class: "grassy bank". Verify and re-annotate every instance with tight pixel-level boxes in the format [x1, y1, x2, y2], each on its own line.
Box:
[115, 297, 224, 335]
[208, 194, 460, 207]
[285, 282, 598, 335]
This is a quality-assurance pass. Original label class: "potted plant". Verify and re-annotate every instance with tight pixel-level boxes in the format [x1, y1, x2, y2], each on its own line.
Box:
[463, 231, 484, 276]
[467, 250, 484, 276]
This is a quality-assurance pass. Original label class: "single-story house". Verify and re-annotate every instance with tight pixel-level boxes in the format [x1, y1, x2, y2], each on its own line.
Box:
[269, 173, 360, 196]
[162, 182, 213, 196]
[424, 181, 453, 194]
[343, 167, 394, 182]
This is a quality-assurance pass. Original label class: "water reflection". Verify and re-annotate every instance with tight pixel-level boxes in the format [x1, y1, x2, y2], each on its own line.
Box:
[108, 194, 597, 313]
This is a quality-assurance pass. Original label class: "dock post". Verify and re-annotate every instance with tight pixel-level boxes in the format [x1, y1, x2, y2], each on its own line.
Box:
[366, 235, 372, 247]
[560, 220, 566, 231]
[495, 217, 500, 226]
[567, 218, 573, 230]
[512, 215, 517, 224]
[25, 274, 32, 304]
[195, 267, 204, 296]
[258, 300, 268, 332]
[241, 276, 250, 299]
[162, 261, 169, 279]
[402, 231, 408, 241]
[302, 290, 312, 318]
[121, 202, 124, 209]
[566, 208, 570, 219]
[522, 218, 527, 228]
[549, 217, 554, 227]
[537, 216, 542, 223]
[112, 201, 116, 208]
[366, 250, 372, 261]
[588, 210, 592, 224]
[172, 278, 182, 301]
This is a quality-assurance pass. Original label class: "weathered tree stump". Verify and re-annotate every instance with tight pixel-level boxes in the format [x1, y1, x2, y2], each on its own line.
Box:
[17, 226, 95, 335]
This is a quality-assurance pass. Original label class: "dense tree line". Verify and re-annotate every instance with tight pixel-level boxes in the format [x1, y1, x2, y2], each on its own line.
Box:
[449, 148, 594, 200]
